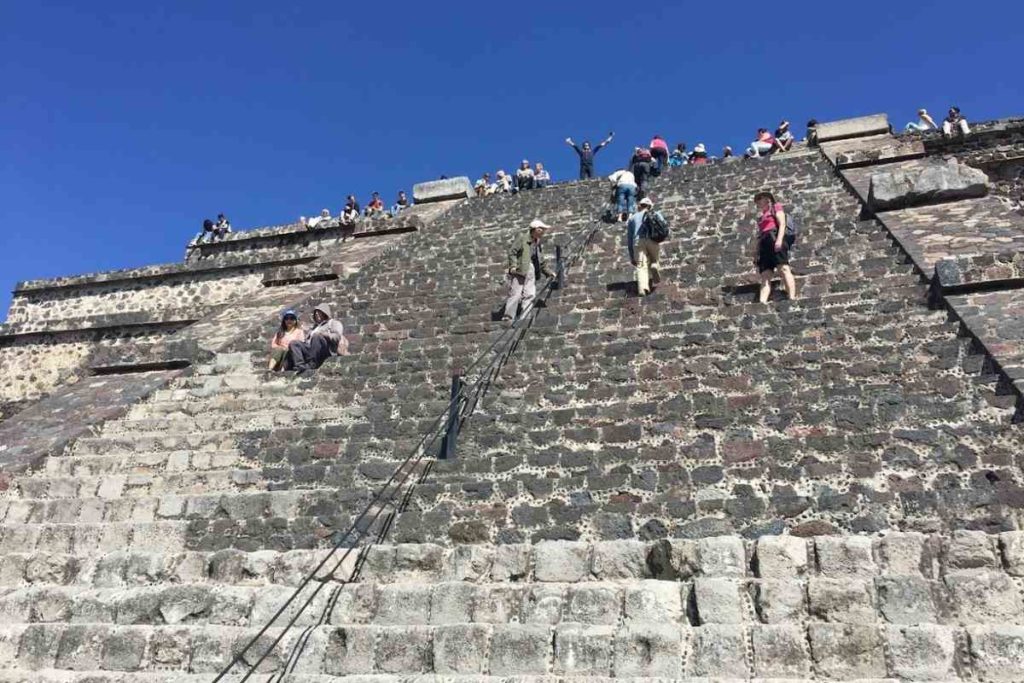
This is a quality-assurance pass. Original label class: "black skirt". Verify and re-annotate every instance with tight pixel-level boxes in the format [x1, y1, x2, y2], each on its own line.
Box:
[758, 232, 794, 273]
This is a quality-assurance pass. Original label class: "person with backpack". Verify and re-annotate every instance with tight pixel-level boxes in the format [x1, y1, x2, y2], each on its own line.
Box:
[627, 197, 667, 296]
[942, 106, 971, 137]
[566, 133, 614, 179]
[630, 147, 653, 197]
[752, 190, 797, 303]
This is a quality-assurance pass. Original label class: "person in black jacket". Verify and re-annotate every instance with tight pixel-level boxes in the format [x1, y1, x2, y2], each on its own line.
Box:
[565, 132, 614, 179]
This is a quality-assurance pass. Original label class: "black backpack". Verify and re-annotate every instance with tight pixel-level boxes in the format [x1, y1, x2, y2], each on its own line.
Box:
[773, 206, 799, 242]
[642, 210, 670, 243]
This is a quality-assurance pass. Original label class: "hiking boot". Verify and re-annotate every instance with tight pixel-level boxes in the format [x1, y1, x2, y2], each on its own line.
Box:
[651, 269, 661, 285]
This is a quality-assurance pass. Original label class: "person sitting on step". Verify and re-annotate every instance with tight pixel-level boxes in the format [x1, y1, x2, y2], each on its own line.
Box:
[213, 213, 232, 240]
[494, 170, 512, 193]
[905, 108, 938, 132]
[752, 190, 797, 304]
[774, 121, 794, 152]
[474, 173, 491, 197]
[942, 106, 971, 137]
[288, 304, 348, 375]
[268, 309, 306, 371]
[721, 145, 736, 162]
[627, 197, 664, 297]
[364, 192, 385, 216]
[689, 143, 710, 165]
[502, 219, 554, 322]
[302, 209, 333, 230]
[746, 128, 776, 158]
[390, 190, 409, 217]
[516, 160, 535, 191]
[534, 162, 551, 188]
[669, 143, 687, 168]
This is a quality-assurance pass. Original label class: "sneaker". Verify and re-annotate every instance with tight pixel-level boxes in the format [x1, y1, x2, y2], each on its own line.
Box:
[650, 269, 661, 285]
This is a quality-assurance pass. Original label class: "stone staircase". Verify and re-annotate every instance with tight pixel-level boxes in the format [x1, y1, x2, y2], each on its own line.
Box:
[1, 149, 1023, 680]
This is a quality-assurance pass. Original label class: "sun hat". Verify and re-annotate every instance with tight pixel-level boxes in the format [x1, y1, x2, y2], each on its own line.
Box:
[639, 197, 653, 207]
[529, 219, 551, 229]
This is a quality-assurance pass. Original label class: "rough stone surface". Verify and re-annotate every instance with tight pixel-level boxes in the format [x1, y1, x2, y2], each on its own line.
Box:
[868, 157, 989, 211]
[412, 177, 473, 203]
[816, 113, 891, 142]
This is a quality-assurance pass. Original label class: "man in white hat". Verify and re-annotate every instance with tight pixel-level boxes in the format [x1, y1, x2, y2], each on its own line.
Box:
[627, 197, 664, 296]
[503, 219, 555, 321]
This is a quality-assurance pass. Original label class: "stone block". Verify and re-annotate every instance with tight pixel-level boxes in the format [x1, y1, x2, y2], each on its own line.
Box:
[815, 536, 877, 577]
[755, 579, 807, 623]
[815, 113, 890, 143]
[374, 584, 430, 625]
[697, 536, 746, 576]
[55, 624, 107, 670]
[750, 624, 811, 678]
[808, 577, 876, 624]
[591, 540, 649, 579]
[131, 522, 185, 553]
[946, 529, 1000, 569]
[808, 623, 887, 679]
[612, 623, 683, 678]
[393, 543, 445, 582]
[877, 532, 932, 576]
[433, 624, 490, 674]
[429, 582, 476, 624]
[623, 580, 684, 624]
[489, 624, 551, 675]
[693, 578, 746, 624]
[329, 583, 377, 625]
[102, 626, 148, 671]
[689, 624, 748, 678]
[323, 626, 376, 676]
[1000, 531, 1024, 576]
[875, 574, 939, 625]
[534, 541, 590, 582]
[375, 626, 432, 674]
[442, 544, 494, 582]
[888, 625, 956, 680]
[188, 627, 235, 673]
[475, 585, 524, 624]
[755, 535, 808, 578]
[968, 625, 1024, 680]
[565, 583, 621, 624]
[148, 626, 191, 669]
[553, 624, 614, 675]
[646, 538, 699, 580]
[521, 584, 563, 624]
[869, 157, 989, 211]
[945, 569, 1024, 623]
[490, 543, 531, 581]
[412, 177, 473, 204]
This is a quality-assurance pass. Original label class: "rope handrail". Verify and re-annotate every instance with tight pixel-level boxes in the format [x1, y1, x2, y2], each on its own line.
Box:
[212, 212, 603, 682]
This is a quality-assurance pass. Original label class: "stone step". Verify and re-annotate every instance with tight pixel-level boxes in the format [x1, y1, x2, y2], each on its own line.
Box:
[43, 450, 242, 478]
[0, 619, 1019, 679]
[0, 522, 188, 556]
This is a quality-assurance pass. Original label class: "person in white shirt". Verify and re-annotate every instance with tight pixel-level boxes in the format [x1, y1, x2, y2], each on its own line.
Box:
[609, 169, 638, 222]
[535, 162, 551, 188]
[515, 160, 535, 191]
[905, 108, 938, 132]
[302, 209, 332, 230]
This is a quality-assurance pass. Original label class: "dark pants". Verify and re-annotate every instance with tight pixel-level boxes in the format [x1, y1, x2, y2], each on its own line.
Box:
[652, 148, 668, 171]
[288, 335, 332, 371]
[633, 162, 651, 198]
[517, 176, 535, 191]
[580, 164, 594, 180]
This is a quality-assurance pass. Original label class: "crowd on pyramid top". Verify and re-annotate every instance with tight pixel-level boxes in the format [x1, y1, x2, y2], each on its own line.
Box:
[193, 105, 973, 249]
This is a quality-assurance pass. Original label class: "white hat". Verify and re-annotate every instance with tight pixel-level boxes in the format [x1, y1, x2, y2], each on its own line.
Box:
[529, 219, 551, 229]
[694, 143, 706, 154]
[639, 197, 653, 207]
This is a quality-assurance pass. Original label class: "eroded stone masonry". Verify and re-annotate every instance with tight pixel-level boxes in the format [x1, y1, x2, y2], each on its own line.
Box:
[1, 113, 1023, 681]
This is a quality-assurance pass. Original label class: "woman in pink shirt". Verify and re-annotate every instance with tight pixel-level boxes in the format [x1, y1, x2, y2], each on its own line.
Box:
[752, 191, 797, 303]
[268, 309, 307, 370]
[746, 128, 777, 158]
[649, 135, 670, 171]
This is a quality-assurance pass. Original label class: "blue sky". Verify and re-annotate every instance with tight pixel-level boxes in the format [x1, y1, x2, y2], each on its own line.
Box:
[2, 0, 1022, 315]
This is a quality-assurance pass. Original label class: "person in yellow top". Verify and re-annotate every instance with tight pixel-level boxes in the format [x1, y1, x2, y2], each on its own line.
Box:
[268, 309, 306, 370]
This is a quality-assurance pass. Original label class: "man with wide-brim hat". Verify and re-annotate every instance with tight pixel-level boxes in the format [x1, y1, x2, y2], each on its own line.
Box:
[503, 219, 555, 321]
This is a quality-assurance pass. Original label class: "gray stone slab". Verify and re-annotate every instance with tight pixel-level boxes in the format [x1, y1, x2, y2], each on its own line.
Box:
[412, 177, 473, 203]
[821, 133, 925, 168]
[816, 113, 891, 143]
